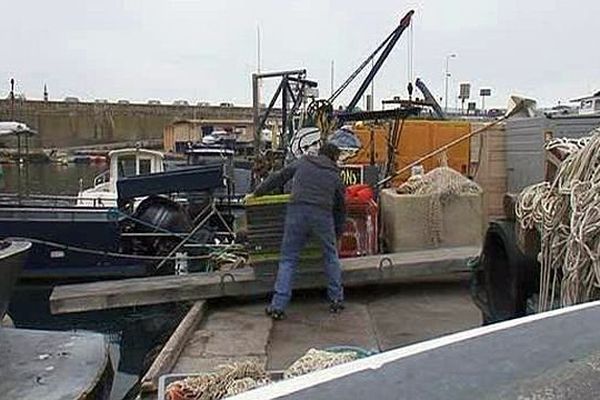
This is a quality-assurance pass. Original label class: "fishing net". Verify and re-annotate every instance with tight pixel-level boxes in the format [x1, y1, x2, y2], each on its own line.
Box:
[164, 360, 270, 400]
[396, 166, 482, 246]
[164, 348, 361, 399]
[283, 348, 359, 379]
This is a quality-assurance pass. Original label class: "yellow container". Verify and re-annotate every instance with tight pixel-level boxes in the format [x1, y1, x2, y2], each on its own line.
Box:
[346, 120, 472, 185]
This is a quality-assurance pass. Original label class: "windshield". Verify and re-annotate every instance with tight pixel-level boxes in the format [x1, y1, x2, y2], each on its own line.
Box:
[117, 155, 136, 178]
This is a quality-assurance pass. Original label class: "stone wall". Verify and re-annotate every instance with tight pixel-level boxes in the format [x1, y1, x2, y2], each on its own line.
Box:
[0, 99, 255, 148]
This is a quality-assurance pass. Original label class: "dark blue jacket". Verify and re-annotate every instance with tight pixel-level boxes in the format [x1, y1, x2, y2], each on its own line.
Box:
[254, 155, 346, 236]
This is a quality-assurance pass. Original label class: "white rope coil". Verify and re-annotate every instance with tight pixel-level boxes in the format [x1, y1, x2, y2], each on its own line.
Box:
[516, 129, 600, 311]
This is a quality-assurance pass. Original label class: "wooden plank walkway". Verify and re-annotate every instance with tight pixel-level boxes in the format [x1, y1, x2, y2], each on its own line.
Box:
[140, 301, 207, 392]
[50, 246, 479, 315]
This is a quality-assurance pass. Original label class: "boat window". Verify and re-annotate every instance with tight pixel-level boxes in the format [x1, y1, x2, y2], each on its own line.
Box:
[595, 100, 600, 111]
[582, 100, 593, 110]
[139, 158, 152, 175]
[118, 155, 137, 177]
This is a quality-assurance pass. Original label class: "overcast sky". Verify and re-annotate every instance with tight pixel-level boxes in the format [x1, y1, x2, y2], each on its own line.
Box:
[1, 0, 598, 109]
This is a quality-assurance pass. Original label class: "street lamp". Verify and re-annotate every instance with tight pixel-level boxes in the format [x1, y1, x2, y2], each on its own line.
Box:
[444, 54, 456, 113]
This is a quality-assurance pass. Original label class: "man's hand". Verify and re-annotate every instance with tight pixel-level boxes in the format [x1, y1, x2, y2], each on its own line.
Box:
[243, 193, 255, 203]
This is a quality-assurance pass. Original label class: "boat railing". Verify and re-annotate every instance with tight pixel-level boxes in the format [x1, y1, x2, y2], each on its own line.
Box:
[0, 193, 112, 208]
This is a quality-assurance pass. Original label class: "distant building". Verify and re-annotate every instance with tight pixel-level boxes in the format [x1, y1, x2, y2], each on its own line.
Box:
[571, 91, 600, 115]
[164, 120, 202, 153]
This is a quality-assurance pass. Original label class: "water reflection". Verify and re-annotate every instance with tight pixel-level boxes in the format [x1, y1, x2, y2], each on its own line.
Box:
[0, 163, 107, 195]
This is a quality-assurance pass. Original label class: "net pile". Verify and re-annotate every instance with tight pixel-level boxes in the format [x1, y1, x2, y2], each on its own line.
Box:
[515, 129, 600, 311]
[164, 361, 270, 400]
[283, 348, 359, 379]
[164, 349, 361, 399]
[396, 166, 482, 246]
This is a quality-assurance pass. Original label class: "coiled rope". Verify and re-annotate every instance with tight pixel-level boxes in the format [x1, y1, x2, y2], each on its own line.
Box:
[515, 130, 600, 311]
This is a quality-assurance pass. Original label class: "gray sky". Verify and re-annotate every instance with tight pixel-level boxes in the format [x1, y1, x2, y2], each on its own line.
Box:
[2, 0, 598, 109]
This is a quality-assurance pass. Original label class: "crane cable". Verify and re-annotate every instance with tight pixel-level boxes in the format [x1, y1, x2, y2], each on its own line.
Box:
[407, 22, 414, 85]
[385, 117, 406, 180]
[328, 27, 397, 104]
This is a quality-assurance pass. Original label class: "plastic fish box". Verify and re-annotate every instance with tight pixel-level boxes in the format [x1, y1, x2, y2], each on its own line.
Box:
[339, 199, 378, 258]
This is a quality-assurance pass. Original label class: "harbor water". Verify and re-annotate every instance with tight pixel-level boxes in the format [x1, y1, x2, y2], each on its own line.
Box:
[0, 163, 105, 195]
[1, 162, 185, 400]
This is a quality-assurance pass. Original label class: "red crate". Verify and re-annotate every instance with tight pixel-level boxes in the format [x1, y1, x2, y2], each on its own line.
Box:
[339, 199, 378, 258]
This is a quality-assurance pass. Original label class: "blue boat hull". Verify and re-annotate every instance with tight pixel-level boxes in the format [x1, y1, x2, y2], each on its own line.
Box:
[0, 207, 150, 282]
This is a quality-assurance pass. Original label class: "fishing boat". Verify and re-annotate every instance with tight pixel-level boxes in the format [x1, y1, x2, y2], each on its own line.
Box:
[0, 328, 114, 400]
[0, 161, 228, 281]
[0, 119, 236, 282]
[77, 148, 165, 208]
[0, 239, 31, 319]
[185, 145, 252, 201]
[0, 238, 115, 400]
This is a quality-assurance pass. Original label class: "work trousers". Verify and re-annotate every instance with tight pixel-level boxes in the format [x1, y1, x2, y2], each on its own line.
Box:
[270, 203, 344, 310]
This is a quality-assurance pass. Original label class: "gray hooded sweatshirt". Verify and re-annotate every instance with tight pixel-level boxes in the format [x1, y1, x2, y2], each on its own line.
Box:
[254, 154, 346, 235]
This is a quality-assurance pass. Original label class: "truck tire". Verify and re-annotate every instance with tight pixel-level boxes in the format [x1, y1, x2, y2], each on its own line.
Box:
[473, 220, 538, 324]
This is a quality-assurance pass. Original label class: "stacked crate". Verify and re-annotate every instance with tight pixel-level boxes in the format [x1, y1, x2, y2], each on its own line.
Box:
[244, 195, 322, 272]
[245, 192, 378, 265]
[244, 194, 292, 254]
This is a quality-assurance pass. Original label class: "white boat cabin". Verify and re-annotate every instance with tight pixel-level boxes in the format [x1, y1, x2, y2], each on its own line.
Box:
[77, 148, 164, 207]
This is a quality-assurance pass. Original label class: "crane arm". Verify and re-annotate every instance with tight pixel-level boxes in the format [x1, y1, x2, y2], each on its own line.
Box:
[345, 10, 414, 112]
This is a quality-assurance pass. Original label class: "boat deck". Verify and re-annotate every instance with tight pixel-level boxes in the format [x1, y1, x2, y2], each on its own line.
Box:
[0, 328, 113, 400]
[140, 280, 481, 398]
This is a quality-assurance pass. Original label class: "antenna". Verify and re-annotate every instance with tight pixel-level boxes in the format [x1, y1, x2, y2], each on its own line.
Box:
[10, 78, 15, 120]
[330, 60, 335, 98]
[256, 24, 261, 74]
[256, 24, 262, 115]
